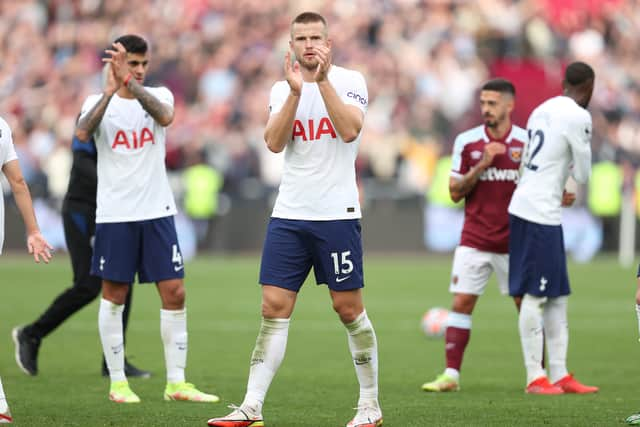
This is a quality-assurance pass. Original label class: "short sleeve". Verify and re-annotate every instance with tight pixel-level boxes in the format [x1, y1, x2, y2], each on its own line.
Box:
[78, 94, 102, 121]
[450, 134, 468, 178]
[565, 110, 592, 184]
[0, 118, 17, 166]
[152, 86, 174, 107]
[339, 71, 368, 114]
[269, 82, 289, 116]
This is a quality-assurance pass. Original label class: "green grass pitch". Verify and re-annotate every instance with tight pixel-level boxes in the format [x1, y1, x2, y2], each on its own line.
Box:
[0, 254, 637, 426]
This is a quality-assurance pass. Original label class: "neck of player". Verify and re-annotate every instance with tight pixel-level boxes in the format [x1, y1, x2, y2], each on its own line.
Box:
[487, 120, 511, 141]
[301, 64, 331, 82]
[117, 86, 136, 99]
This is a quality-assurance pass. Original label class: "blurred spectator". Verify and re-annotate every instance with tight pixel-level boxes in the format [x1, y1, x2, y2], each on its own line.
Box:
[0, 0, 638, 253]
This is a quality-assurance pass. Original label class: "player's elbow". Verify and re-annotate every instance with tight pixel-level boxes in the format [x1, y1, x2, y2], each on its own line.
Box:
[265, 139, 285, 153]
[450, 193, 463, 203]
[343, 133, 358, 143]
[449, 188, 463, 203]
[74, 128, 91, 142]
[157, 113, 174, 127]
[8, 175, 27, 194]
[342, 126, 361, 143]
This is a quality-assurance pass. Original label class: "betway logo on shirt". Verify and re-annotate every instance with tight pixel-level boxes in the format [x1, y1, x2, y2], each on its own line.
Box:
[479, 167, 519, 183]
[292, 118, 336, 141]
[112, 128, 155, 150]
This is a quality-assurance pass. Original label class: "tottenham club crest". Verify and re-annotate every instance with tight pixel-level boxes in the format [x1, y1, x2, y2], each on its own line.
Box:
[508, 146, 522, 162]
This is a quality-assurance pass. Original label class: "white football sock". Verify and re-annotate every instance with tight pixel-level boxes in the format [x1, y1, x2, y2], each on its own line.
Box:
[99, 298, 126, 382]
[345, 310, 379, 407]
[544, 296, 569, 383]
[0, 376, 8, 413]
[161, 308, 188, 384]
[519, 294, 547, 385]
[242, 317, 290, 415]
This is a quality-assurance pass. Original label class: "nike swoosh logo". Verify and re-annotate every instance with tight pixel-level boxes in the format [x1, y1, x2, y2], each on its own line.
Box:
[174, 265, 184, 272]
[336, 276, 351, 283]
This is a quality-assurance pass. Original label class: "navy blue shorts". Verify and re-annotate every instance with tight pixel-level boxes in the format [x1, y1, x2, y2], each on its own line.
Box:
[259, 218, 364, 292]
[91, 216, 185, 284]
[508, 214, 570, 297]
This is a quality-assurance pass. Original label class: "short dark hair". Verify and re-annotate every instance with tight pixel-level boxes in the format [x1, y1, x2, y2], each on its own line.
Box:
[292, 11, 327, 28]
[564, 61, 595, 86]
[113, 34, 148, 54]
[481, 78, 516, 96]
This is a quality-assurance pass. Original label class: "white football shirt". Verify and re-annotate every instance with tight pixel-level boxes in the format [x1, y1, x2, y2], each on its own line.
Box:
[269, 65, 368, 220]
[0, 117, 18, 253]
[79, 87, 177, 223]
[509, 96, 592, 225]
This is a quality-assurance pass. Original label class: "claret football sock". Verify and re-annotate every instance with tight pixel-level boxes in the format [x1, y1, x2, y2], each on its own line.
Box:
[242, 317, 290, 413]
[445, 311, 472, 372]
[543, 296, 569, 383]
[99, 298, 126, 382]
[345, 310, 379, 405]
[519, 294, 546, 384]
[161, 308, 187, 383]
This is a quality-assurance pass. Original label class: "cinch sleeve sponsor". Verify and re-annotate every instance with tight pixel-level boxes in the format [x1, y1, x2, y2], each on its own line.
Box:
[341, 71, 368, 114]
[268, 81, 289, 116]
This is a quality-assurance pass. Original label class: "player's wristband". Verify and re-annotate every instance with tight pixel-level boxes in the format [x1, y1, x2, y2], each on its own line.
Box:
[123, 74, 133, 87]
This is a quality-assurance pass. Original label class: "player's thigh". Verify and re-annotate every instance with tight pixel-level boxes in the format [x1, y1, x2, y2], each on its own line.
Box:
[259, 218, 313, 293]
[491, 252, 509, 295]
[449, 246, 492, 296]
[92, 221, 140, 283]
[139, 216, 185, 283]
[309, 219, 363, 291]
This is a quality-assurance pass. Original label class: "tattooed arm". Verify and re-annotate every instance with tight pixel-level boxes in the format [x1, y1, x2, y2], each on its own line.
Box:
[75, 64, 120, 142]
[126, 80, 174, 127]
[75, 94, 112, 142]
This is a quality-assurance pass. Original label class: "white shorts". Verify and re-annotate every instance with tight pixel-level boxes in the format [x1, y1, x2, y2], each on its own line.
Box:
[448, 246, 509, 296]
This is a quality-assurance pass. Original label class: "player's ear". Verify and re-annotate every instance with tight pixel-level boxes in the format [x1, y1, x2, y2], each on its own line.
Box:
[506, 96, 515, 114]
[326, 38, 332, 49]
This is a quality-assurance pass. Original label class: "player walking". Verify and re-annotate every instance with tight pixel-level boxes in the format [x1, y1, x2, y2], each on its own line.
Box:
[508, 61, 598, 395]
[422, 79, 527, 392]
[207, 12, 382, 427]
[0, 115, 53, 424]
[12, 131, 149, 379]
[75, 34, 217, 403]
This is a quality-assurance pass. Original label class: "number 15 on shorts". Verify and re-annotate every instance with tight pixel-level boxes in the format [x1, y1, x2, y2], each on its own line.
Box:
[331, 251, 354, 275]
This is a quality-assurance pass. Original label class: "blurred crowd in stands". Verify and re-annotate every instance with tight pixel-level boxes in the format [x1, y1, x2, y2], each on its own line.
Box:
[0, 0, 637, 254]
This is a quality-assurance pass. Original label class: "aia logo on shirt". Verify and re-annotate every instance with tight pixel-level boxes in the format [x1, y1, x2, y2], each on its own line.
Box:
[112, 128, 155, 150]
[292, 117, 336, 141]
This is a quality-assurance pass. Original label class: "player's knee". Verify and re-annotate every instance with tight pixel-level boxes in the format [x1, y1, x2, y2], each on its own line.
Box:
[169, 284, 186, 306]
[261, 299, 288, 318]
[451, 294, 476, 314]
[333, 301, 360, 324]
